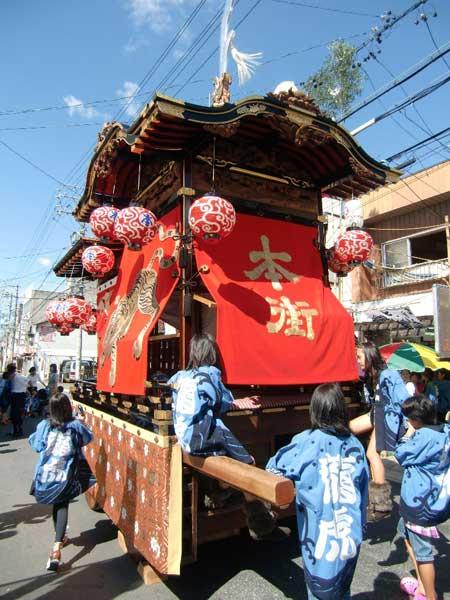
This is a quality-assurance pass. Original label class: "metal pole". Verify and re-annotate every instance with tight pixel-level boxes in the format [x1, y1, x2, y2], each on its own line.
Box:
[10, 285, 19, 364]
[338, 200, 344, 303]
[75, 326, 83, 380]
[75, 280, 84, 380]
[5, 291, 13, 364]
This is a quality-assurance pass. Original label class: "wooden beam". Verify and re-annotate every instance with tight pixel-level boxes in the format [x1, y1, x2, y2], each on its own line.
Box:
[182, 453, 294, 507]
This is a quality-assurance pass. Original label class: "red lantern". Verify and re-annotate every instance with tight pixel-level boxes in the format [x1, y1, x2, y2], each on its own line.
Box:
[90, 206, 118, 241]
[63, 297, 92, 327]
[114, 206, 157, 249]
[82, 245, 115, 277]
[45, 300, 66, 326]
[327, 248, 353, 276]
[82, 311, 97, 335]
[56, 323, 74, 336]
[334, 229, 373, 265]
[189, 194, 236, 244]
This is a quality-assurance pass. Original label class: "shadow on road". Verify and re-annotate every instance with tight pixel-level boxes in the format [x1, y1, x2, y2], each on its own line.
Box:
[61, 518, 118, 570]
[0, 503, 50, 534]
[0, 556, 143, 600]
[166, 518, 308, 600]
[353, 570, 402, 600]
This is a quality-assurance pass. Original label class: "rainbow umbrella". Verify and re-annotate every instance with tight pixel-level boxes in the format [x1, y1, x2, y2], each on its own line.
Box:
[380, 342, 450, 372]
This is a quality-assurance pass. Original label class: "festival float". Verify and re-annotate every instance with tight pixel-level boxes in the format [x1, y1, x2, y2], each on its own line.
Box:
[51, 1, 400, 583]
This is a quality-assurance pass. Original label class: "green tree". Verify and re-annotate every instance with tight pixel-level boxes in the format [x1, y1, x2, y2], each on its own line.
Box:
[302, 40, 364, 119]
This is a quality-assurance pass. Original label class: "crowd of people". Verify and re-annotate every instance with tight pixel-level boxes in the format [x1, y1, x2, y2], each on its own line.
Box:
[22, 335, 449, 599]
[400, 367, 450, 419]
[0, 363, 60, 436]
[170, 335, 449, 600]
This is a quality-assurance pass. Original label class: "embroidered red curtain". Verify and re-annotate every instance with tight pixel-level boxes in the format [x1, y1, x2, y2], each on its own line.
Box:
[96, 207, 181, 394]
[195, 213, 357, 385]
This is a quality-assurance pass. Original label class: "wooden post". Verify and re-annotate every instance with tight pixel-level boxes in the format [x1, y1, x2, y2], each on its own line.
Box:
[445, 216, 450, 281]
[180, 156, 194, 369]
[117, 530, 168, 585]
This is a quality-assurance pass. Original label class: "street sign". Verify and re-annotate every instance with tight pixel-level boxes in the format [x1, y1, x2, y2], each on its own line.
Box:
[433, 284, 450, 358]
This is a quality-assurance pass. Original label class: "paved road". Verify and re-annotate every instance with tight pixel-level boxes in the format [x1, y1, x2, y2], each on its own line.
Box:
[0, 417, 448, 600]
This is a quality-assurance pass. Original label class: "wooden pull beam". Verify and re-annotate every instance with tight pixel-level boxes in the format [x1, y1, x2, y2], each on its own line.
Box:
[182, 453, 294, 507]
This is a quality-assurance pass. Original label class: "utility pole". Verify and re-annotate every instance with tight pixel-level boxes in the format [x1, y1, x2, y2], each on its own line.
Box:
[76, 327, 83, 381]
[5, 291, 14, 365]
[10, 285, 19, 364]
[445, 216, 450, 284]
[74, 280, 84, 381]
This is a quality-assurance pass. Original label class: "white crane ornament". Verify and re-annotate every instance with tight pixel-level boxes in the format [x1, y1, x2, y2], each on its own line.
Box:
[212, 0, 262, 107]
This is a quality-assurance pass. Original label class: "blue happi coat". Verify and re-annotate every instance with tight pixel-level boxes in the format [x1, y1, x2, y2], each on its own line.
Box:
[168, 366, 235, 455]
[29, 419, 93, 504]
[377, 369, 410, 451]
[395, 424, 450, 526]
[267, 429, 369, 600]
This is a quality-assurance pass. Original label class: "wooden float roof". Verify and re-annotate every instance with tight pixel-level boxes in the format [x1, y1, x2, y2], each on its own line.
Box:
[75, 91, 401, 222]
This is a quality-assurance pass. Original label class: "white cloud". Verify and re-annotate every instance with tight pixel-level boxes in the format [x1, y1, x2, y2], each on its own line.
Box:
[172, 48, 185, 60]
[63, 95, 99, 119]
[116, 81, 141, 119]
[38, 257, 52, 267]
[125, 0, 192, 33]
[123, 36, 148, 55]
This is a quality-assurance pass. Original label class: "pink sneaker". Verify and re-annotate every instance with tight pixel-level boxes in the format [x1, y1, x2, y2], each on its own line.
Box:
[413, 592, 437, 600]
[400, 577, 418, 597]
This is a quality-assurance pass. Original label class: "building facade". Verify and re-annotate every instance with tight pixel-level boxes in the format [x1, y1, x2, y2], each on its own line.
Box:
[349, 160, 450, 345]
[15, 286, 97, 379]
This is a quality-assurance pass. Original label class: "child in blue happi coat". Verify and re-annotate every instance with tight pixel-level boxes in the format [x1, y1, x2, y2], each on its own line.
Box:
[169, 333, 282, 539]
[395, 396, 449, 600]
[266, 383, 369, 600]
[29, 393, 94, 572]
[351, 342, 410, 521]
[168, 333, 254, 462]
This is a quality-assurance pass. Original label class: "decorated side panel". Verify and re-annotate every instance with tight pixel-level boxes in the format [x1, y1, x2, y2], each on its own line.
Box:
[195, 213, 358, 385]
[82, 405, 182, 574]
[96, 207, 181, 395]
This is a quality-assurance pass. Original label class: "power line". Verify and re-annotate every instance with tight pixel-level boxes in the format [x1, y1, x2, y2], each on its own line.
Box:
[149, 5, 228, 106]
[271, 0, 377, 18]
[424, 18, 450, 69]
[386, 127, 450, 162]
[339, 41, 450, 122]
[372, 55, 450, 158]
[351, 72, 450, 135]
[0, 122, 104, 132]
[1, 247, 68, 260]
[60, 0, 213, 191]
[174, 0, 263, 97]
[355, 0, 429, 56]
[0, 139, 76, 188]
[4, 1, 213, 289]
[114, 0, 209, 121]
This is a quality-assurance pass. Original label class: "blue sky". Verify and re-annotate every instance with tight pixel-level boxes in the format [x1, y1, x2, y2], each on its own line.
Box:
[0, 0, 449, 301]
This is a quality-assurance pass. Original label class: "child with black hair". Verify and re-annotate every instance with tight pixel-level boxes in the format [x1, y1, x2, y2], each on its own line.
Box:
[169, 333, 282, 541]
[29, 393, 94, 572]
[266, 383, 369, 600]
[396, 395, 449, 600]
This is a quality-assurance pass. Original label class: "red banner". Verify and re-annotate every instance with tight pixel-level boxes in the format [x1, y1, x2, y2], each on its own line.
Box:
[97, 207, 181, 395]
[195, 213, 357, 385]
